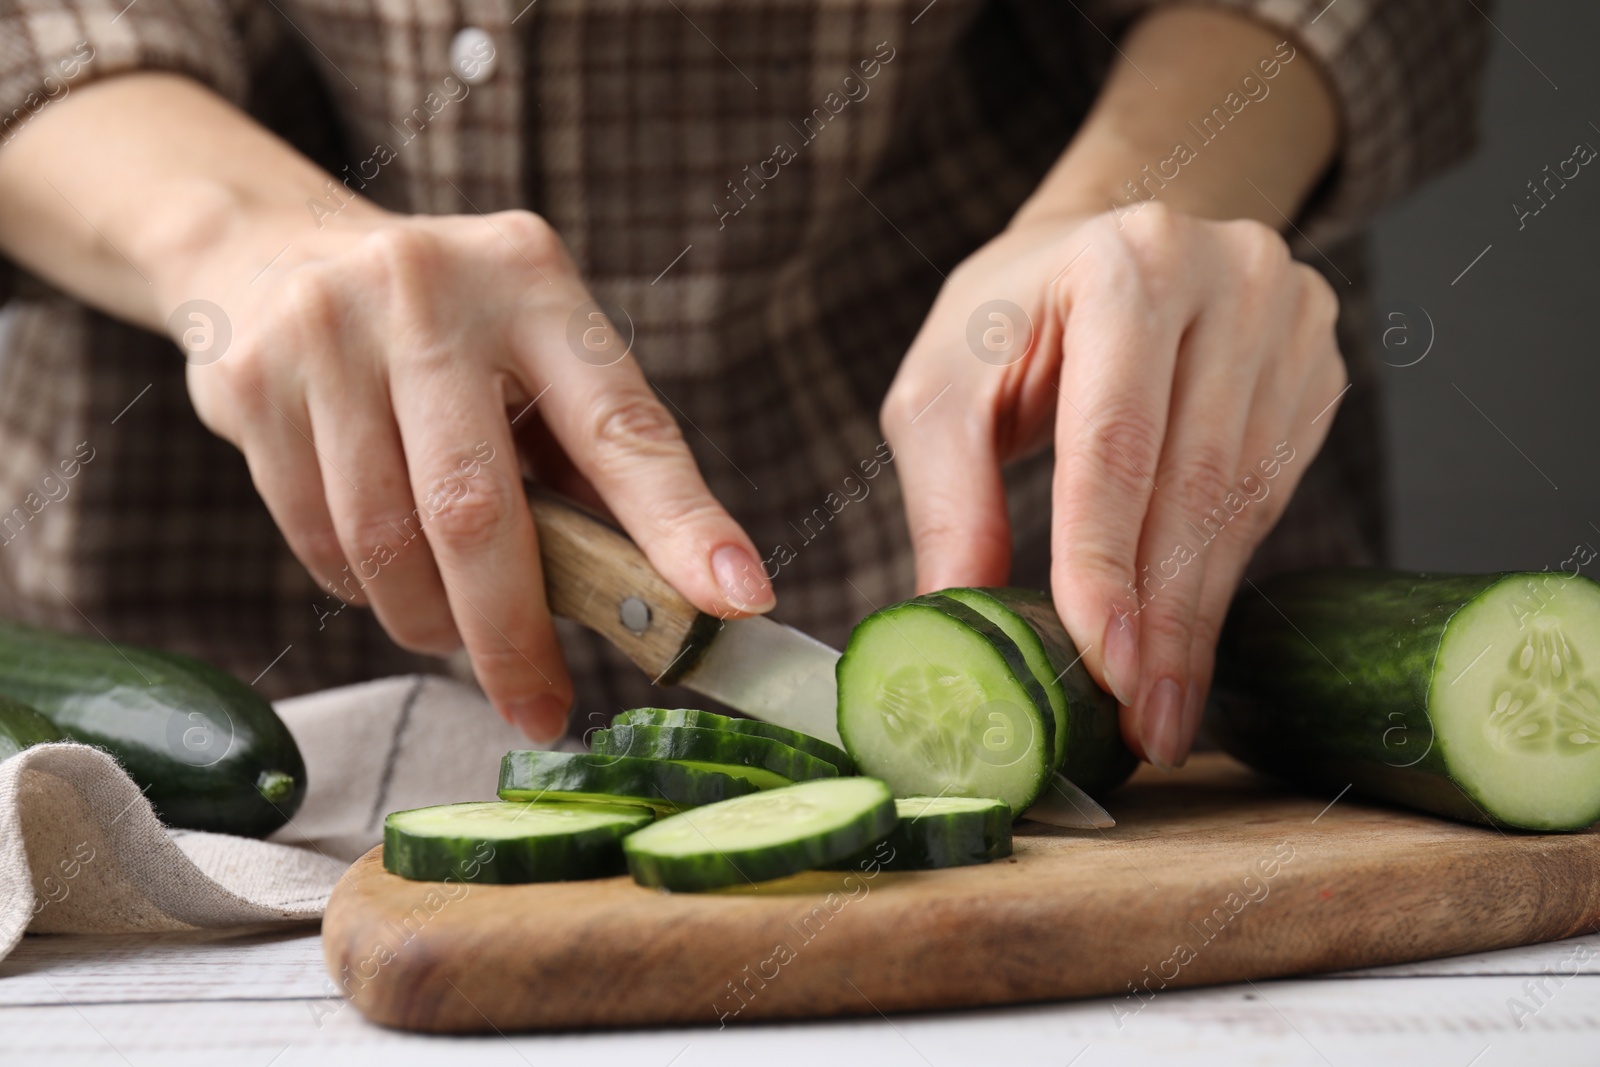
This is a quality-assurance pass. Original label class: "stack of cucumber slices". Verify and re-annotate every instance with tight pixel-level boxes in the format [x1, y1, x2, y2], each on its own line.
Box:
[383, 706, 1015, 892]
[383, 586, 1145, 891]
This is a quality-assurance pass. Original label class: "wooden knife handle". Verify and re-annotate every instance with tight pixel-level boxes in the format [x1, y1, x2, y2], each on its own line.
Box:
[526, 486, 719, 685]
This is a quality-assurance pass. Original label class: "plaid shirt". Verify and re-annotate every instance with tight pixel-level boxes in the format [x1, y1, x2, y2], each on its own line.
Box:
[0, 0, 1487, 724]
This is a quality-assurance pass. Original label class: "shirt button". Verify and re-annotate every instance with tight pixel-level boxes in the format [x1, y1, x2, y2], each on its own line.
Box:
[450, 27, 498, 86]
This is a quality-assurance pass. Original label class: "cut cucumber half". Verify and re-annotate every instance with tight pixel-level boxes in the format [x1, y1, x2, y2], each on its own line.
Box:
[837, 597, 1056, 815]
[833, 795, 1012, 871]
[624, 777, 896, 891]
[383, 801, 653, 883]
[1211, 568, 1600, 831]
[590, 724, 838, 789]
[498, 751, 760, 814]
[612, 707, 854, 775]
[937, 588, 1136, 796]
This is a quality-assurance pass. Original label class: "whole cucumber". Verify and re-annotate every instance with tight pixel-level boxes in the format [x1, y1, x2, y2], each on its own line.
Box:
[0, 621, 306, 836]
[0, 693, 65, 760]
[1209, 568, 1600, 831]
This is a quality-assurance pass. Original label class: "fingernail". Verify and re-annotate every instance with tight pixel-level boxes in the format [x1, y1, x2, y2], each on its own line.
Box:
[505, 694, 568, 744]
[1175, 683, 1206, 767]
[1101, 611, 1139, 705]
[1139, 677, 1185, 772]
[712, 544, 775, 614]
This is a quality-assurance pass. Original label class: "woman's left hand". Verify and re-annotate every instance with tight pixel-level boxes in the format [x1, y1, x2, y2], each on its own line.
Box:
[881, 201, 1348, 770]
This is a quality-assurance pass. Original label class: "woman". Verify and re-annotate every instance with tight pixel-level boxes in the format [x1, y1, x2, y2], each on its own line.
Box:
[0, 0, 1486, 769]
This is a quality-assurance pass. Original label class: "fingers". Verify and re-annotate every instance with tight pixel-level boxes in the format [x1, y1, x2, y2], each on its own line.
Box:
[1043, 212, 1345, 773]
[1181, 402, 1336, 760]
[199, 303, 357, 609]
[389, 359, 574, 741]
[1048, 227, 1191, 711]
[1119, 225, 1297, 767]
[882, 365, 1014, 594]
[512, 285, 774, 618]
[1173, 260, 1347, 763]
[1117, 328, 1255, 767]
[232, 388, 352, 604]
[305, 372, 461, 658]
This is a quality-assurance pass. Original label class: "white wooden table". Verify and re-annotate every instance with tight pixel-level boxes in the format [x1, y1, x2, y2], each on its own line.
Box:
[3, 927, 1597, 1066]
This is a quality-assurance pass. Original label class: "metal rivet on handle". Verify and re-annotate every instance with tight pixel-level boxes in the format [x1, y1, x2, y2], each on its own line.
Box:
[619, 596, 652, 635]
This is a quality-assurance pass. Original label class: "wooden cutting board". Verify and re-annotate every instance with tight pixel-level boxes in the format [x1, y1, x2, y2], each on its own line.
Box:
[322, 755, 1600, 1033]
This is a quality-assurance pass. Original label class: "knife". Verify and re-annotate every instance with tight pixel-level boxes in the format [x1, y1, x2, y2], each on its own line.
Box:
[527, 489, 1114, 829]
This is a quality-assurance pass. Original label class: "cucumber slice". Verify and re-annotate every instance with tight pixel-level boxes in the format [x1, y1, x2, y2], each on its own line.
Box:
[498, 751, 760, 814]
[612, 707, 854, 775]
[383, 800, 653, 883]
[0, 695, 64, 760]
[832, 796, 1012, 871]
[1212, 569, 1600, 831]
[937, 588, 1137, 796]
[666, 760, 789, 790]
[624, 777, 896, 891]
[590, 724, 838, 789]
[836, 597, 1056, 815]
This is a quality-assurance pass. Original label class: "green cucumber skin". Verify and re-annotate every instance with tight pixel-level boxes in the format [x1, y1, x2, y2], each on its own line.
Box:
[498, 751, 761, 813]
[613, 708, 854, 775]
[624, 786, 898, 891]
[944, 588, 1137, 798]
[0, 694, 64, 760]
[0, 621, 306, 837]
[382, 805, 652, 884]
[591, 724, 839, 784]
[1208, 569, 1535, 827]
[830, 800, 1012, 871]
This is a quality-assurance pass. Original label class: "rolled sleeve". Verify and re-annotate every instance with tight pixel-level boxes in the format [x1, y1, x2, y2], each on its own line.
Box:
[1078, 0, 1493, 243]
[0, 0, 251, 114]
[0, 0, 256, 300]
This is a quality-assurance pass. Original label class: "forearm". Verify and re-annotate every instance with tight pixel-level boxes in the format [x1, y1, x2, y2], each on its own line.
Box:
[0, 72, 382, 329]
[1012, 6, 1338, 230]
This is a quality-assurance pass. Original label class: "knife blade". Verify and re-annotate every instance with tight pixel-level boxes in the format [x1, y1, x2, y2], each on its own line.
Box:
[675, 615, 844, 745]
[1023, 772, 1116, 829]
[525, 488, 1114, 829]
[676, 618, 1115, 828]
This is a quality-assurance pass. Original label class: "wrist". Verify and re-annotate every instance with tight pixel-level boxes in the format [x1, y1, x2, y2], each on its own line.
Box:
[1005, 123, 1159, 234]
[135, 176, 388, 319]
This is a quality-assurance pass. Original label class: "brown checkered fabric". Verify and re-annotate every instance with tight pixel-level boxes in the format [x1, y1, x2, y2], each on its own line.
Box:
[0, 0, 1488, 726]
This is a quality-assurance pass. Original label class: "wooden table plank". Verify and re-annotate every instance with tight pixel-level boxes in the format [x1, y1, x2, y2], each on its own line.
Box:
[3, 973, 1599, 1066]
[0, 928, 329, 1007]
[1333, 933, 1600, 978]
[6, 926, 1600, 1009]
[5, 919, 1599, 1063]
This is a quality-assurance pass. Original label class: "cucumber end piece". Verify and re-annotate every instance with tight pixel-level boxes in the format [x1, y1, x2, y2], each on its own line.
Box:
[837, 602, 1053, 815]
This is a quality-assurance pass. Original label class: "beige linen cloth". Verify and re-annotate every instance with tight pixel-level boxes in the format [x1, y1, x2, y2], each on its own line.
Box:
[0, 674, 564, 962]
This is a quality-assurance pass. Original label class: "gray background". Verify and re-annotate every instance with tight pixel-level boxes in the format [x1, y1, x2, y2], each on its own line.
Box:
[1373, 2, 1599, 572]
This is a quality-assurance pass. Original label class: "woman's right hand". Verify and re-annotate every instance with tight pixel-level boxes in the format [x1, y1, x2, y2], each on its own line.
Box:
[0, 73, 771, 740]
[0, 75, 777, 739]
[171, 204, 774, 741]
